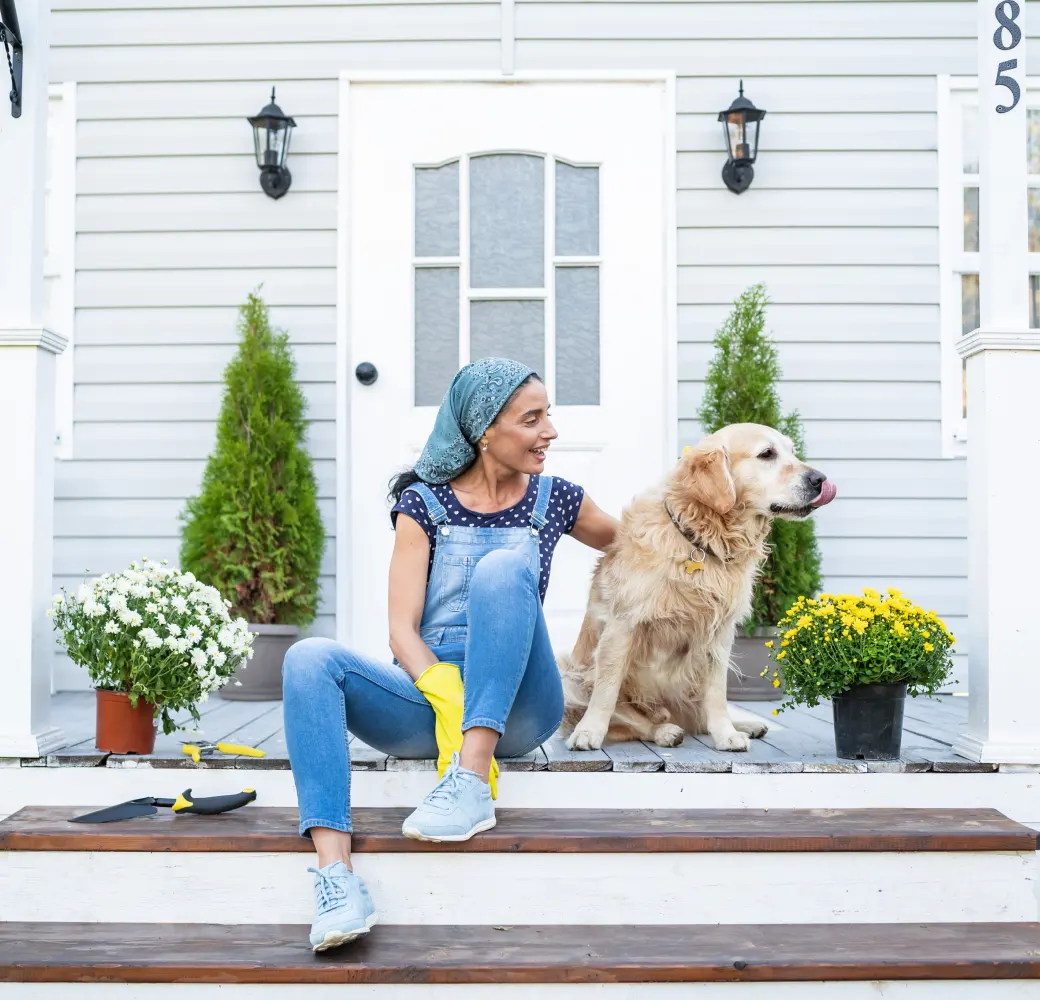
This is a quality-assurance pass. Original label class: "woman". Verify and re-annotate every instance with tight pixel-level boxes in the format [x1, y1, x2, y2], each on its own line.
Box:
[282, 357, 618, 952]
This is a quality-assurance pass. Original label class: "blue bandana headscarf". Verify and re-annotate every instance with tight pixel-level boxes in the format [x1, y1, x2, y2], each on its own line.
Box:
[414, 357, 537, 484]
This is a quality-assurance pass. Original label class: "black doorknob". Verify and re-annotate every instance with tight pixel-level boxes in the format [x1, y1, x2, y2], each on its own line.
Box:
[355, 362, 378, 386]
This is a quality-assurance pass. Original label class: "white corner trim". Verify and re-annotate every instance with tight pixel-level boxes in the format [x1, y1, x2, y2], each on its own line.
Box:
[0, 726, 65, 759]
[0, 328, 68, 354]
[953, 732, 1040, 765]
[956, 329, 1040, 359]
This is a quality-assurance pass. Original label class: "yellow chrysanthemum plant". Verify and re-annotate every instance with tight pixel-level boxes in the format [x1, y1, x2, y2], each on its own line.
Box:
[764, 588, 956, 714]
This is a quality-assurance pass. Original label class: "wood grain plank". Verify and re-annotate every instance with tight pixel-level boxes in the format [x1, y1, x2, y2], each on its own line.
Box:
[655, 736, 732, 773]
[2, 921, 1039, 984]
[2, 806, 1033, 854]
[601, 741, 665, 773]
[541, 734, 612, 772]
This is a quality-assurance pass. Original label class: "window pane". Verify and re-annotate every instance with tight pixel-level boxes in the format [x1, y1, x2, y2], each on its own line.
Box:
[963, 105, 978, 174]
[961, 273, 979, 337]
[415, 162, 459, 258]
[470, 154, 544, 288]
[470, 300, 544, 374]
[964, 187, 979, 252]
[556, 267, 600, 404]
[961, 273, 978, 422]
[1029, 110, 1040, 174]
[1031, 275, 1040, 329]
[1030, 189, 1040, 252]
[414, 268, 460, 406]
[555, 162, 599, 257]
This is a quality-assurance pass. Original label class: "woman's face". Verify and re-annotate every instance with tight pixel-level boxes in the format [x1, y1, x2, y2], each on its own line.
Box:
[484, 379, 558, 474]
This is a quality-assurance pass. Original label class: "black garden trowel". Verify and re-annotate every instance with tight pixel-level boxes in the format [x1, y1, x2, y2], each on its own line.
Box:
[69, 787, 257, 824]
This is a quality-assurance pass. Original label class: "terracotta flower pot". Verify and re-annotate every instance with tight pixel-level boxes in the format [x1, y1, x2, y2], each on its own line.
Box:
[95, 689, 157, 754]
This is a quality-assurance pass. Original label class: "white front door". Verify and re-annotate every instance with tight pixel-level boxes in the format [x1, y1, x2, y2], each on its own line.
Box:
[343, 77, 672, 658]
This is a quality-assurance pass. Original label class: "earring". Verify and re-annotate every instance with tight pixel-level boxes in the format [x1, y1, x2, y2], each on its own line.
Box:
[481, 440, 488, 452]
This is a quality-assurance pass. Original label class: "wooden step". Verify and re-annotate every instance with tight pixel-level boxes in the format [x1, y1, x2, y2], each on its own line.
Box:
[2, 805, 1035, 853]
[1, 922, 1039, 984]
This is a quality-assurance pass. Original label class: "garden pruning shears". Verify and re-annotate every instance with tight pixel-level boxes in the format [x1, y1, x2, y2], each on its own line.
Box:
[181, 740, 266, 763]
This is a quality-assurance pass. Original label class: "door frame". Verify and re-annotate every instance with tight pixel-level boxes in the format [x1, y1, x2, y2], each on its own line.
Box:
[334, 70, 678, 642]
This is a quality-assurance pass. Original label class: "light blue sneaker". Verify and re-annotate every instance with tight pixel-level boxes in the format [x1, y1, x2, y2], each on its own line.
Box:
[401, 753, 496, 842]
[307, 860, 377, 952]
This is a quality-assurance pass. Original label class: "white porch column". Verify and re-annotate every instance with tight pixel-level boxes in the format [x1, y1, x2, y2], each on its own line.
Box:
[954, 0, 1040, 762]
[0, 0, 66, 757]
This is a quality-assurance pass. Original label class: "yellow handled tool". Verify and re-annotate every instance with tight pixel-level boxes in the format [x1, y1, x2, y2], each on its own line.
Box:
[181, 740, 266, 763]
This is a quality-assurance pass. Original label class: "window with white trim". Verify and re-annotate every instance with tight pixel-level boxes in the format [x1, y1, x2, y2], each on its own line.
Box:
[939, 76, 1040, 457]
[45, 82, 76, 459]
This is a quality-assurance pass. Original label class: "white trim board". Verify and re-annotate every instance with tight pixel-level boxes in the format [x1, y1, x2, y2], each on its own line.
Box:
[333, 71, 678, 643]
[3, 850, 1032, 926]
[4, 769, 1040, 827]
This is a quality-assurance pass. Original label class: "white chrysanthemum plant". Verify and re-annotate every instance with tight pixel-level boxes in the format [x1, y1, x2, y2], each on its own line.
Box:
[49, 559, 254, 734]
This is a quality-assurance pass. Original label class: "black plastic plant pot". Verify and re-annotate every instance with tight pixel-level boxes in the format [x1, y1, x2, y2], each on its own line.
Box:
[831, 681, 907, 760]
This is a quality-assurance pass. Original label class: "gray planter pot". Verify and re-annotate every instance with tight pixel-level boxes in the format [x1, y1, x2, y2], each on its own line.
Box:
[728, 628, 784, 701]
[219, 624, 300, 701]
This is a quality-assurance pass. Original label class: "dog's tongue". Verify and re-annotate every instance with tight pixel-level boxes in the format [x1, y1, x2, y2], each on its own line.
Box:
[810, 481, 837, 508]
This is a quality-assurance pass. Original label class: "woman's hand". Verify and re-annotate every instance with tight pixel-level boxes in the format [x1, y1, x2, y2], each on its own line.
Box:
[570, 494, 620, 552]
[388, 514, 439, 679]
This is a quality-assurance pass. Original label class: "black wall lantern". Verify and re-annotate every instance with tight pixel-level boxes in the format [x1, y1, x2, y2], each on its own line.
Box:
[0, 0, 23, 118]
[248, 87, 296, 199]
[718, 81, 766, 194]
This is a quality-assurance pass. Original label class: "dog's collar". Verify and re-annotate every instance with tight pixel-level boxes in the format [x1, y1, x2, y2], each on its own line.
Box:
[665, 502, 728, 564]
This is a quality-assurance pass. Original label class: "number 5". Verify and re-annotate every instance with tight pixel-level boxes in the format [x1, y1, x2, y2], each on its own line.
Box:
[996, 58, 1020, 113]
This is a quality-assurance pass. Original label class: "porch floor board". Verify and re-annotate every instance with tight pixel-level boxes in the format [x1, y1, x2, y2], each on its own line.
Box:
[16, 692, 991, 773]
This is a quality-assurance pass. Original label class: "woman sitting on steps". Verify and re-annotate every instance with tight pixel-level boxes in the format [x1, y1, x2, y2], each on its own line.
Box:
[282, 357, 619, 952]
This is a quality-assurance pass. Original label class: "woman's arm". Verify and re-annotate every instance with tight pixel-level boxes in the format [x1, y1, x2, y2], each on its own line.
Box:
[569, 494, 620, 552]
[388, 514, 439, 680]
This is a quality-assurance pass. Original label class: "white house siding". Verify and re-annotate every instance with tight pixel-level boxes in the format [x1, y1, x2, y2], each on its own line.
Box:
[50, 0, 1005, 689]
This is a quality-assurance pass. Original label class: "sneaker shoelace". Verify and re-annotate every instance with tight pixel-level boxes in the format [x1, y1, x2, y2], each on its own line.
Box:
[423, 760, 466, 809]
[308, 866, 351, 913]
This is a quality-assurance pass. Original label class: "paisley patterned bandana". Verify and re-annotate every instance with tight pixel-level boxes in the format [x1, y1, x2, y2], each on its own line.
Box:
[414, 357, 537, 484]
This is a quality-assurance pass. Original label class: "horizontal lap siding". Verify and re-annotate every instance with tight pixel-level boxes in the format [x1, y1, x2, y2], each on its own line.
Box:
[53, 0, 995, 690]
[51, 3, 499, 689]
[515, 0, 991, 686]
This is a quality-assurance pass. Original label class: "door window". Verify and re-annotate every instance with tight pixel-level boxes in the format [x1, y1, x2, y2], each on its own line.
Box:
[412, 153, 601, 407]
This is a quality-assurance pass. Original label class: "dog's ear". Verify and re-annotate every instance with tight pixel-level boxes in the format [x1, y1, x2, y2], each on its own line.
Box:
[685, 446, 736, 514]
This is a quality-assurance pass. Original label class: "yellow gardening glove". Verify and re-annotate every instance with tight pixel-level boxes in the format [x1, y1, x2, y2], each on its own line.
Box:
[414, 662, 499, 799]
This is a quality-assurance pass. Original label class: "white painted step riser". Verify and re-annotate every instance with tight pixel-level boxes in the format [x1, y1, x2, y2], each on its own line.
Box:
[2, 851, 1034, 925]
[6, 982, 1040, 998]
[4, 770, 1040, 826]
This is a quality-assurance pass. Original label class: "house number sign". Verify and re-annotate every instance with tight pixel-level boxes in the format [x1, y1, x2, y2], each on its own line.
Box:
[992, 0, 1022, 113]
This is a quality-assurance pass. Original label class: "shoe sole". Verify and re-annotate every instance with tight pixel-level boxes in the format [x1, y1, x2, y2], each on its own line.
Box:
[401, 815, 497, 843]
[311, 912, 379, 953]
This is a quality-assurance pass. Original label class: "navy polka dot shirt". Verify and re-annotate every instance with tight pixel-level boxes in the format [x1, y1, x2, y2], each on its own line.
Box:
[393, 477, 585, 602]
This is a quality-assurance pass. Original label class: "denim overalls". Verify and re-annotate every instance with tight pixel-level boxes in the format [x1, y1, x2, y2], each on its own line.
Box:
[404, 475, 553, 670]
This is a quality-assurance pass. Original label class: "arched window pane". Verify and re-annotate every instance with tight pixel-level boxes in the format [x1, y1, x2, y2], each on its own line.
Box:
[470, 154, 544, 288]
[415, 162, 460, 257]
[555, 163, 599, 257]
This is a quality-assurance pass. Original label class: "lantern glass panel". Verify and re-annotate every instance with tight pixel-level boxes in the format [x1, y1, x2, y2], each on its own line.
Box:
[725, 112, 749, 161]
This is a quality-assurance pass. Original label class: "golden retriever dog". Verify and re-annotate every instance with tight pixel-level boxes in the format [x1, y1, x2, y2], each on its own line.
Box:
[561, 422, 836, 753]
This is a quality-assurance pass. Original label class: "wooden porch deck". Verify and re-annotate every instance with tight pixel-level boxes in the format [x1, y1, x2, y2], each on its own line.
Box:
[24, 691, 995, 773]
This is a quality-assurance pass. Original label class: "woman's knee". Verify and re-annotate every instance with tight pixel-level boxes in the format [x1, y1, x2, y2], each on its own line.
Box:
[281, 636, 344, 693]
[471, 548, 533, 593]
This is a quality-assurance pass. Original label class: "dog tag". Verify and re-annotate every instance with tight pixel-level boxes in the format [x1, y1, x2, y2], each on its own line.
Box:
[684, 559, 704, 574]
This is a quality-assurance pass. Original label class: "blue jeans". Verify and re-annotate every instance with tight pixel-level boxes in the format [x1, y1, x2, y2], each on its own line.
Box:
[283, 549, 565, 836]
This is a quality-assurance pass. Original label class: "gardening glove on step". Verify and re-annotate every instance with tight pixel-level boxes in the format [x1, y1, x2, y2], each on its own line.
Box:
[414, 662, 499, 799]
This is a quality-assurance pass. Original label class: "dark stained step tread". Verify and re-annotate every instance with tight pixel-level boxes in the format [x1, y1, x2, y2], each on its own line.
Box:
[2, 922, 1039, 984]
[1, 806, 1035, 853]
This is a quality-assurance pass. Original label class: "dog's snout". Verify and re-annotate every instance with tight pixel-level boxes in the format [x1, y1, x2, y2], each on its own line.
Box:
[805, 468, 826, 491]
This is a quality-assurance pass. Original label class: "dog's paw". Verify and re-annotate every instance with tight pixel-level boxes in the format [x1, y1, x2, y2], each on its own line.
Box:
[566, 727, 605, 751]
[734, 719, 768, 740]
[652, 723, 685, 747]
[712, 730, 750, 752]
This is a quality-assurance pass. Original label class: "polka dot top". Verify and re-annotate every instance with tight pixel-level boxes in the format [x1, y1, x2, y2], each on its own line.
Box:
[393, 477, 585, 603]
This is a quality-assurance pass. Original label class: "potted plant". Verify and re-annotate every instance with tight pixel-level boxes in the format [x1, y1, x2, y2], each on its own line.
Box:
[180, 291, 324, 701]
[48, 559, 254, 753]
[697, 283, 823, 700]
[768, 588, 956, 760]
